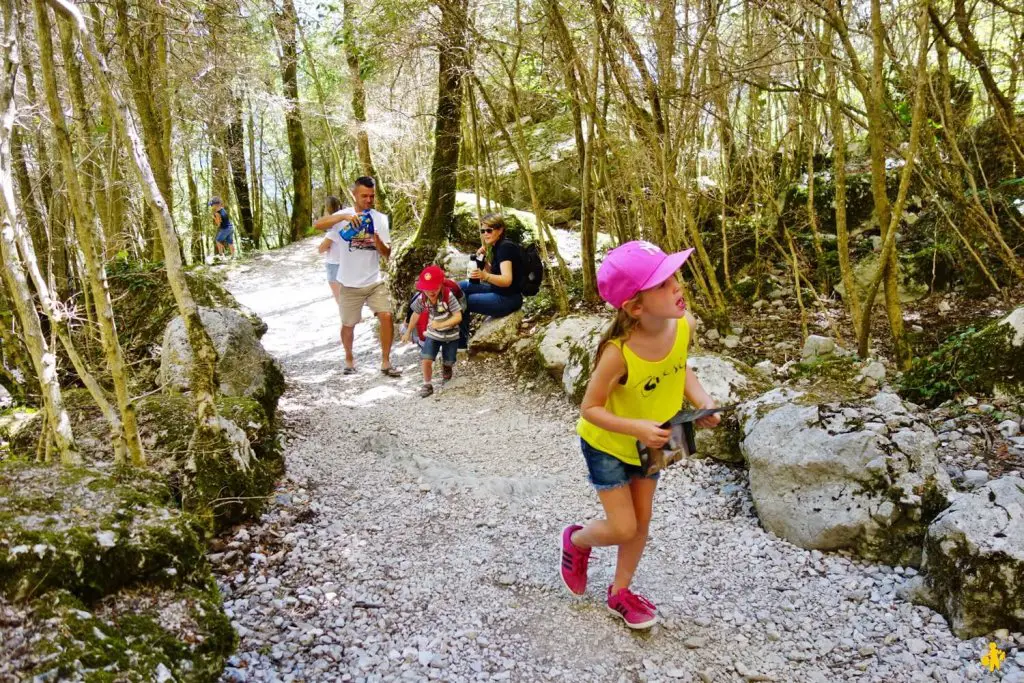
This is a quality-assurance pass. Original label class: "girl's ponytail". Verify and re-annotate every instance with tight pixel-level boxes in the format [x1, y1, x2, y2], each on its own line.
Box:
[595, 307, 639, 363]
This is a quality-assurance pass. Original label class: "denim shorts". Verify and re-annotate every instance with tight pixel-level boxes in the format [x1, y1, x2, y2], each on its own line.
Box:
[580, 438, 659, 491]
[420, 337, 458, 365]
[216, 227, 234, 245]
[325, 262, 339, 282]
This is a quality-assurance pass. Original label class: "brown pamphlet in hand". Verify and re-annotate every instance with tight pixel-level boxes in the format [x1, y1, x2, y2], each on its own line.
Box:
[636, 405, 736, 475]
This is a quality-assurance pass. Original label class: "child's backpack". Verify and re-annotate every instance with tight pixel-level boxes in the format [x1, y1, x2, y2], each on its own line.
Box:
[518, 242, 544, 297]
[409, 279, 465, 340]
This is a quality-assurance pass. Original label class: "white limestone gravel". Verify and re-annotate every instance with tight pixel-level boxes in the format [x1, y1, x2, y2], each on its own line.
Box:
[216, 239, 1023, 682]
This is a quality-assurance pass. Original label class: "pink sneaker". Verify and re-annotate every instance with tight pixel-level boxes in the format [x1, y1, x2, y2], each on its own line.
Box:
[606, 586, 658, 629]
[559, 525, 590, 596]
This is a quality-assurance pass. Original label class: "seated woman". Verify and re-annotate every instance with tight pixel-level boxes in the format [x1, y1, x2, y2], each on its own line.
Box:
[458, 213, 524, 349]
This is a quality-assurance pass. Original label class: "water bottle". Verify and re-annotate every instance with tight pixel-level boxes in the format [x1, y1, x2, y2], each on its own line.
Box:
[468, 257, 479, 283]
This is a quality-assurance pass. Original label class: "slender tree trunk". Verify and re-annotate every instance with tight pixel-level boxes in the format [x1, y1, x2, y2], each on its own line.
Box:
[0, 0, 79, 464]
[113, 0, 172, 262]
[342, 0, 385, 208]
[824, 6, 863, 337]
[186, 149, 205, 264]
[272, 0, 312, 243]
[225, 105, 255, 241]
[248, 108, 262, 246]
[34, 0, 145, 465]
[48, 0, 221, 437]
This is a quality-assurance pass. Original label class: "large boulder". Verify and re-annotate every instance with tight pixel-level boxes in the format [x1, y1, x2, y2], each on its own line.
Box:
[900, 304, 1024, 405]
[538, 315, 609, 380]
[688, 354, 766, 463]
[9, 390, 282, 533]
[562, 320, 611, 404]
[834, 251, 928, 306]
[912, 476, 1024, 638]
[160, 307, 284, 419]
[739, 389, 953, 566]
[471, 310, 524, 354]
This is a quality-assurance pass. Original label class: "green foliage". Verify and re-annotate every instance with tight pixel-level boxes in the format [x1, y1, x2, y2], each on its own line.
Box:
[899, 320, 1023, 406]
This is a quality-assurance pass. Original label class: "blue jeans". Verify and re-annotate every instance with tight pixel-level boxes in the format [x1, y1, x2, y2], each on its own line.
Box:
[420, 337, 458, 365]
[457, 281, 524, 349]
[580, 438, 659, 491]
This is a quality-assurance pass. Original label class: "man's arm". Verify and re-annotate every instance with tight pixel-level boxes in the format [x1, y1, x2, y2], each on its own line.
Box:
[313, 210, 356, 231]
[372, 232, 391, 258]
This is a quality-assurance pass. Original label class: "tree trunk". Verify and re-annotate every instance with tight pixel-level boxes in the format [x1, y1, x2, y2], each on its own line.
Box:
[48, 0, 221, 438]
[343, 0, 386, 208]
[0, 0, 79, 464]
[272, 0, 312, 243]
[113, 0, 172, 262]
[34, 0, 145, 465]
[186, 149, 205, 264]
[414, 0, 469, 245]
[225, 106, 255, 241]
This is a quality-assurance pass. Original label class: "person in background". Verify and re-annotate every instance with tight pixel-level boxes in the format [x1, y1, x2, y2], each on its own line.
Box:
[209, 197, 236, 258]
[457, 213, 523, 350]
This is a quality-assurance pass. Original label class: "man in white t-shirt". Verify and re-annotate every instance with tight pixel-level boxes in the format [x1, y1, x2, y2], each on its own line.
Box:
[313, 177, 400, 377]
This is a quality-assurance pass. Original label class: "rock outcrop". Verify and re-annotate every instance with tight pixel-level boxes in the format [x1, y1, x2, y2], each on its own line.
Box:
[739, 389, 953, 566]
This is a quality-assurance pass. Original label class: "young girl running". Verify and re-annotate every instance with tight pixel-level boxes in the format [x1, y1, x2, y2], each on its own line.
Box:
[560, 240, 721, 630]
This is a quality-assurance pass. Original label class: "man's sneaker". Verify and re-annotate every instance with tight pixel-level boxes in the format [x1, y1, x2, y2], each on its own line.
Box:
[606, 586, 658, 629]
[442, 365, 453, 382]
[419, 383, 434, 398]
[559, 525, 590, 596]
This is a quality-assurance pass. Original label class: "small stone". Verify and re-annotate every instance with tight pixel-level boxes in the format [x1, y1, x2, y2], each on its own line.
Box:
[685, 636, 707, 649]
[908, 638, 928, 655]
[961, 470, 989, 489]
[862, 361, 886, 381]
[723, 335, 740, 349]
[997, 420, 1021, 438]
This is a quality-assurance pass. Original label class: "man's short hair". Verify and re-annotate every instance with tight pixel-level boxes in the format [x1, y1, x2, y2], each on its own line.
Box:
[353, 177, 375, 190]
[208, 196, 223, 207]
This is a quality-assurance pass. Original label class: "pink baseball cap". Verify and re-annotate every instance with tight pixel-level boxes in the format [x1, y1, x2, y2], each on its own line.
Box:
[597, 240, 695, 309]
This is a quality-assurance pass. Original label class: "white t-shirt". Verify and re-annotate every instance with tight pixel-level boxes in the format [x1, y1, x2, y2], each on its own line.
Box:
[323, 213, 345, 265]
[326, 208, 390, 288]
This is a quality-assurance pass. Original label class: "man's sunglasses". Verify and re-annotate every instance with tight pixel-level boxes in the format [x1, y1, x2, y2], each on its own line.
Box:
[479, 227, 497, 234]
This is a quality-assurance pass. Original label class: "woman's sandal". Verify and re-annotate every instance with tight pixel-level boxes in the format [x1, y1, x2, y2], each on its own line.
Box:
[380, 366, 402, 378]
[343, 366, 357, 375]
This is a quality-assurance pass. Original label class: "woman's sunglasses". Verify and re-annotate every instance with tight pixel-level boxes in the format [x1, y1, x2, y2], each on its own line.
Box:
[479, 227, 497, 234]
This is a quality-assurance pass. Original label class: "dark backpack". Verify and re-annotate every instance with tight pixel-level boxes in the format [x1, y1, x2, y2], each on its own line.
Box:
[518, 242, 544, 296]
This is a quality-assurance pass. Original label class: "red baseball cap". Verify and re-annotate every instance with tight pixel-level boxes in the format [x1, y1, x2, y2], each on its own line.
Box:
[416, 265, 445, 291]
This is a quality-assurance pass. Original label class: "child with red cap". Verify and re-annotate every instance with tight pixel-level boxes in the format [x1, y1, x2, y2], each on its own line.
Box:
[401, 265, 463, 397]
[559, 240, 721, 629]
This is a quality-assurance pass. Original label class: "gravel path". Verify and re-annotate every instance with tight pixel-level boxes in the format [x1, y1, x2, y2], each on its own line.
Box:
[215, 239, 1017, 683]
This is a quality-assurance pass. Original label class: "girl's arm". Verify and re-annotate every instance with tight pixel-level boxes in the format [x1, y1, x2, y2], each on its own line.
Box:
[317, 238, 332, 254]
[313, 210, 356, 231]
[213, 211, 222, 227]
[580, 344, 670, 448]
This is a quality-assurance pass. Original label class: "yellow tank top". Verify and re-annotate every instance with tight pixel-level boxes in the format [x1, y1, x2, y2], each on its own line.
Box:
[576, 318, 689, 466]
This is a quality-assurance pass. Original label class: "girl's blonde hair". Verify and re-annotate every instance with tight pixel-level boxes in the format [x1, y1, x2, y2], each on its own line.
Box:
[480, 213, 506, 234]
[325, 195, 342, 214]
[595, 300, 641, 362]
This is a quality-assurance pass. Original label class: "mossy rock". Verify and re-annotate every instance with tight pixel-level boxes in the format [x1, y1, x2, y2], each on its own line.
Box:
[20, 583, 234, 682]
[0, 461, 208, 602]
[900, 306, 1024, 406]
[100, 259, 263, 393]
[9, 390, 282, 533]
